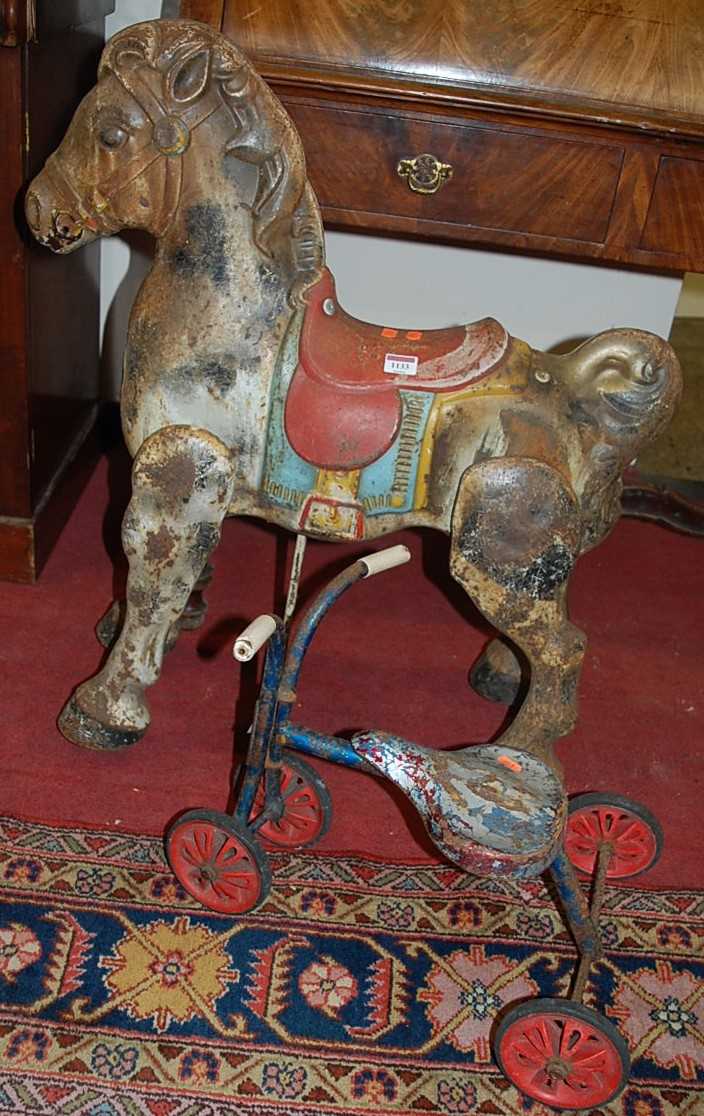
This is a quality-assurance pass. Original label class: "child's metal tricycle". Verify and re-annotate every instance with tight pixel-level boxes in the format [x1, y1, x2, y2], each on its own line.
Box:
[165, 543, 663, 1112]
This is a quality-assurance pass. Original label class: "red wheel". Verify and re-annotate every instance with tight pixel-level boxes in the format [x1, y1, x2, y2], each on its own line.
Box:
[494, 998, 630, 1110]
[565, 793, 663, 879]
[165, 809, 271, 915]
[250, 754, 332, 849]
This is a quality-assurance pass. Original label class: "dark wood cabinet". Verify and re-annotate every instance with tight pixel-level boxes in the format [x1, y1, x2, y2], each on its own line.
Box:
[0, 1, 113, 583]
[182, 0, 704, 274]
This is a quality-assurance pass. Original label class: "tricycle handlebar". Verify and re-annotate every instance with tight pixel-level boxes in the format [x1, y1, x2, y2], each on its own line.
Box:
[233, 545, 411, 661]
[360, 544, 411, 577]
[233, 614, 278, 662]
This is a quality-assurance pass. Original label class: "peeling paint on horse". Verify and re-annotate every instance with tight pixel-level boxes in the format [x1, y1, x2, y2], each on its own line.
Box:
[172, 204, 235, 300]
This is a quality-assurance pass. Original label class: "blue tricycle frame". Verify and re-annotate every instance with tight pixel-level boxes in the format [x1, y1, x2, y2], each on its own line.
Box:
[165, 543, 663, 1111]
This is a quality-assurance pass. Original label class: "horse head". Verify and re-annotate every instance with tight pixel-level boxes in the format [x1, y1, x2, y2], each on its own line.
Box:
[545, 328, 682, 456]
[25, 19, 323, 298]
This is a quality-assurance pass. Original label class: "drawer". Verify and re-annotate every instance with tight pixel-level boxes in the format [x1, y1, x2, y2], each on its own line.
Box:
[641, 156, 704, 258]
[284, 101, 623, 245]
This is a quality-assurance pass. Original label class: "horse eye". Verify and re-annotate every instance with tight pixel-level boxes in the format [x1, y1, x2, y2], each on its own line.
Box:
[99, 124, 128, 150]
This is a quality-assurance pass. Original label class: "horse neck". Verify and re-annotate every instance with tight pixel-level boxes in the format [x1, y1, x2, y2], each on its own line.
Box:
[154, 112, 321, 314]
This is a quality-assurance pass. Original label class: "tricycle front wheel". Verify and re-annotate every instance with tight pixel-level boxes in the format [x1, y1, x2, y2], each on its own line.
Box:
[165, 808, 271, 914]
[251, 753, 332, 849]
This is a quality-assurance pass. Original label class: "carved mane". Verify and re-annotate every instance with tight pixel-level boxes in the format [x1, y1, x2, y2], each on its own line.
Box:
[100, 19, 325, 304]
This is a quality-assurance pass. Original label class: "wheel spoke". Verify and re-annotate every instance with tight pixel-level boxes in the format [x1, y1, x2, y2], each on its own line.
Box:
[614, 835, 647, 851]
[180, 839, 202, 867]
[280, 771, 303, 799]
[286, 787, 315, 809]
[559, 1017, 582, 1056]
[571, 1040, 606, 1066]
[574, 813, 602, 839]
[519, 1017, 557, 1060]
[614, 818, 640, 841]
[531, 1067, 558, 1094]
[211, 873, 253, 897]
[565, 1068, 599, 1091]
[191, 827, 207, 860]
[512, 1038, 548, 1068]
[215, 835, 247, 867]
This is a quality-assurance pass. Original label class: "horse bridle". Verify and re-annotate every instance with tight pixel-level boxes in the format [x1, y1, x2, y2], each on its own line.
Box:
[44, 56, 223, 239]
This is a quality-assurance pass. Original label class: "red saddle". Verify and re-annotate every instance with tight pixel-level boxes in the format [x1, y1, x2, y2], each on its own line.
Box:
[285, 270, 509, 470]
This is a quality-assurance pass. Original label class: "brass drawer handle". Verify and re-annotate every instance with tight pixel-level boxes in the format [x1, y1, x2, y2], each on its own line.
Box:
[397, 153, 453, 195]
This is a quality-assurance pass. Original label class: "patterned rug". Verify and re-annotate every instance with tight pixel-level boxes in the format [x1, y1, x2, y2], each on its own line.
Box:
[0, 816, 702, 1116]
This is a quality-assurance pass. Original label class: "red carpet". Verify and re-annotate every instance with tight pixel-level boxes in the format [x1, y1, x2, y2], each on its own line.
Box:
[0, 444, 702, 889]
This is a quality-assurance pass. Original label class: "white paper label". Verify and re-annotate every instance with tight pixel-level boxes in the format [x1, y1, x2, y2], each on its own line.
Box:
[384, 353, 418, 376]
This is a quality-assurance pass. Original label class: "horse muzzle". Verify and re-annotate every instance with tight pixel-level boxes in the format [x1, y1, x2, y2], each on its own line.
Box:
[25, 168, 99, 253]
[25, 191, 92, 253]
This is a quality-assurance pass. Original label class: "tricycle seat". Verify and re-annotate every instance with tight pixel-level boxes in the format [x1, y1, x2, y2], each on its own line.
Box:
[351, 732, 566, 879]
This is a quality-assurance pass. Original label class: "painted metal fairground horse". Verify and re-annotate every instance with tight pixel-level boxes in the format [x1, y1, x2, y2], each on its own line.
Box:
[26, 17, 681, 759]
[26, 19, 680, 1110]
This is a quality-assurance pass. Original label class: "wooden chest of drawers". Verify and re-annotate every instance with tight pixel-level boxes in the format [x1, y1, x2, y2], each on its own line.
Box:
[182, 0, 704, 274]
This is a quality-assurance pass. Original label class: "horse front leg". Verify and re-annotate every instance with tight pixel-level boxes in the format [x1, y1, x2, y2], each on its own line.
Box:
[59, 426, 235, 750]
[451, 458, 586, 774]
[96, 561, 215, 651]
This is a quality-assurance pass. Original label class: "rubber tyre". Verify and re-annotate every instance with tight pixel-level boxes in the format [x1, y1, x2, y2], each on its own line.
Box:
[251, 753, 332, 849]
[494, 997, 630, 1110]
[566, 792, 663, 879]
[165, 808, 271, 915]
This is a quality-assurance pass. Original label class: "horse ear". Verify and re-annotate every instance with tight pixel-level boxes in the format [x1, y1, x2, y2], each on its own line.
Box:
[168, 48, 211, 104]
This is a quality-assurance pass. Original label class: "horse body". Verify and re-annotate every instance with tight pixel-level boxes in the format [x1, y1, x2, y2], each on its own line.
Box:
[25, 19, 681, 764]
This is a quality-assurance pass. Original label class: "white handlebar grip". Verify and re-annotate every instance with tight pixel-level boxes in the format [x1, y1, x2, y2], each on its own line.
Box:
[360, 544, 411, 577]
[233, 614, 277, 662]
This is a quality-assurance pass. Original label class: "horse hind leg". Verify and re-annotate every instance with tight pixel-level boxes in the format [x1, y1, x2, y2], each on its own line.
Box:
[59, 426, 235, 750]
[451, 458, 586, 773]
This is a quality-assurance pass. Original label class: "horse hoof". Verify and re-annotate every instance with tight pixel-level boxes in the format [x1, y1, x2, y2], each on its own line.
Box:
[470, 657, 521, 705]
[58, 696, 146, 750]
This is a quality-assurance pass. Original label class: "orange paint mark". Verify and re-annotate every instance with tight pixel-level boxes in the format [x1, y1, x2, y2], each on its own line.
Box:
[406, 330, 422, 340]
[498, 755, 522, 773]
[381, 327, 397, 338]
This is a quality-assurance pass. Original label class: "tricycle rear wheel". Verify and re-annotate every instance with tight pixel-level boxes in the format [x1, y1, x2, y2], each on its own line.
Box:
[494, 997, 630, 1110]
[565, 792, 663, 879]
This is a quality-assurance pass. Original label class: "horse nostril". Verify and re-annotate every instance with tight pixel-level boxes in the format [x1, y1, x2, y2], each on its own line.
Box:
[52, 210, 82, 241]
[25, 192, 42, 232]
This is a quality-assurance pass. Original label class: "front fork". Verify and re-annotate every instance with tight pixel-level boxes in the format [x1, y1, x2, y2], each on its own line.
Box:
[233, 620, 287, 829]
